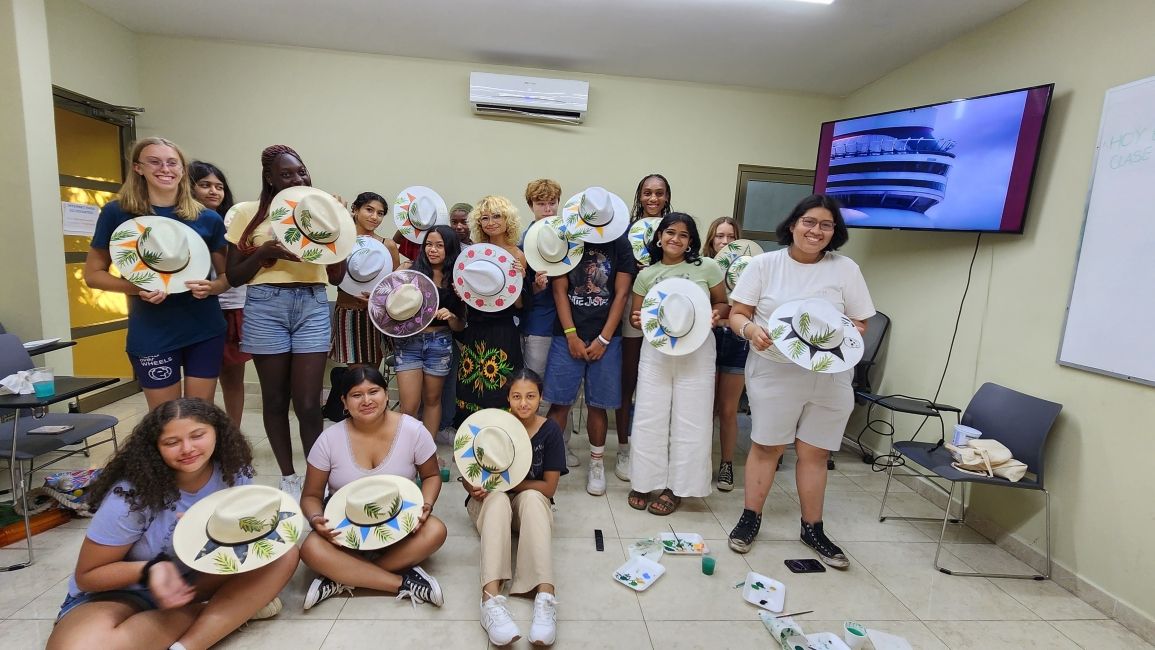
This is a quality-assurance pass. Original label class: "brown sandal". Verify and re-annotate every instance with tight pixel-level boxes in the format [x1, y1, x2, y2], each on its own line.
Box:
[647, 489, 681, 516]
[628, 490, 650, 510]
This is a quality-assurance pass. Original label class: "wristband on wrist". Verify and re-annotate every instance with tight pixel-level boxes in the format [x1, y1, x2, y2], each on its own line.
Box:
[563, 327, 577, 335]
[597, 334, 611, 346]
[739, 321, 752, 340]
[140, 551, 171, 589]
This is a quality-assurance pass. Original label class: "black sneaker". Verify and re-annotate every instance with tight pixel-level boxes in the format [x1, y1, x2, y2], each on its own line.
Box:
[800, 520, 849, 569]
[303, 576, 352, 611]
[728, 508, 762, 554]
[716, 461, 735, 492]
[397, 566, 444, 607]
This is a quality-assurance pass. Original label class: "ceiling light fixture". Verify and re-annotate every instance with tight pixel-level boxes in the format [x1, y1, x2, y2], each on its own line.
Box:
[785, 0, 836, 5]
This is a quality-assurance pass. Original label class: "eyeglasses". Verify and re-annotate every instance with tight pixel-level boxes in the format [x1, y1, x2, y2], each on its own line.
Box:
[138, 158, 183, 170]
[798, 217, 836, 232]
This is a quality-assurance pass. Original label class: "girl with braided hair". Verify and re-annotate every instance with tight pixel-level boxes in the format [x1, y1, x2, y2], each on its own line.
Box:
[225, 144, 345, 499]
[47, 399, 296, 650]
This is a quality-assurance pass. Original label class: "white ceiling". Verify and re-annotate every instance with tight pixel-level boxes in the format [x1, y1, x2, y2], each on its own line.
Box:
[80, 0, 1027, 96]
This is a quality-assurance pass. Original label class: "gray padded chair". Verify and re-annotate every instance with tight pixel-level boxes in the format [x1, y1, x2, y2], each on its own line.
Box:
[878, 382, 1061, 579]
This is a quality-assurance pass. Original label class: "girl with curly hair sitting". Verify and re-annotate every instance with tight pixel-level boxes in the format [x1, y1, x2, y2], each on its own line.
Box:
[47, 399, 297, 650]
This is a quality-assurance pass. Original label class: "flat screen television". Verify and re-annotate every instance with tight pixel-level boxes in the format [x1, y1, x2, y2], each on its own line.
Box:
[813, 83, 1054, 233]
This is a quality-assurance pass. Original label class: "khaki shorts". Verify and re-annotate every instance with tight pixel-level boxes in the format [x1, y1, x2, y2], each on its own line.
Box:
[744, 353, 853, 452]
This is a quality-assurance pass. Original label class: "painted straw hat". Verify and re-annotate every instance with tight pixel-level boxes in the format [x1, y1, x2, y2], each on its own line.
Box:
[109, 216, 211, 293]
[267, 186, 356, 264]
[339, 236, 395, 296]
[560, 187, 630, 244]
[173, 485, 303, 575]
[368, 270, 439, 338]
[394, 186, 449, 244]
[452, 243, 524, 312]
[627, 217, 660, 265]
[522, 215, 585, 277]
[323, 475, 426, 551]
[758, 298, 864, 373]
[453, 408, 533, 492]
[640, 277, 713, 356]
[714, 239, 764, 290]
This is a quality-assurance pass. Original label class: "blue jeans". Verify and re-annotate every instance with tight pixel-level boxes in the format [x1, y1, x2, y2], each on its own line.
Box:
[439, 341, 460, 430]
[241, 284, 330, 355]
[543, 335, 623, 409]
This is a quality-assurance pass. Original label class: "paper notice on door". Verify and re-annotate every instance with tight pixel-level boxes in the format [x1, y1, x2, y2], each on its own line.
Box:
[62, 202, 100, 236]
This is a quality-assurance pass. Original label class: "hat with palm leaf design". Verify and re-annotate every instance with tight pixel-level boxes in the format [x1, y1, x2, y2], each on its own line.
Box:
[714, 239, 764, 290]
[522, 215, 585, 277]
[108, 216, 212, 293]
[268, 186, 356, 264]
[173, 485, 304, 575]
[323, 475, 426, 551]
[758, 298, 864, 373]
[628, 217, 660, 265]
[640, 277, 713, 357]
[561, 186, 630, 244]
[453, 408, 532, 492]
[394, 186, 449, 244]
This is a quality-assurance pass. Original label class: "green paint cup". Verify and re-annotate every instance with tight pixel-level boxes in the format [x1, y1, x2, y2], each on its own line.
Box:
[701, 555, 716, 575]
[440, 467, 451, 482]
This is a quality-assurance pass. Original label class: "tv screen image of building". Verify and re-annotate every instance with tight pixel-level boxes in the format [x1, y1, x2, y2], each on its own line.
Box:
[813, 84, 1053, 233]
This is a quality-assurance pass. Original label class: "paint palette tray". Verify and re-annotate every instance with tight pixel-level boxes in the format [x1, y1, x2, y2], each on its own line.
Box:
[627, 537, 664, 562]
[741, 570, 785, 612]
[612, 555, 666, 592]
[659, 532, 708, 555]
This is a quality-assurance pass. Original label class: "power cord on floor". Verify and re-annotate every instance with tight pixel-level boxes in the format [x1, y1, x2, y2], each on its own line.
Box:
[864, 232, 982, 471]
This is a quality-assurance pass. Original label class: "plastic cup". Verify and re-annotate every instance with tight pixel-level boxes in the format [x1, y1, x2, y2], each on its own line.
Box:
[440, 467, 451, 482]
[843, 620, 868, 649]
[701, 555, 716, 575]
[30, 367, 55, 398]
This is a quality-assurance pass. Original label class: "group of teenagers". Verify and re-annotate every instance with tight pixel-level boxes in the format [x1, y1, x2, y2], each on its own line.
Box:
[46, 136, 875, 649]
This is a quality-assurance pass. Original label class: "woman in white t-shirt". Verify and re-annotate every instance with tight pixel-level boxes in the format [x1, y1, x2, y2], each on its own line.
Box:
[724, 195, 875, 569]
[298, 367, 447, 610]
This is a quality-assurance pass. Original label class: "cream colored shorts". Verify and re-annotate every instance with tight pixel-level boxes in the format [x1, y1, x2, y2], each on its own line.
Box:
[744, 353, 853, 452]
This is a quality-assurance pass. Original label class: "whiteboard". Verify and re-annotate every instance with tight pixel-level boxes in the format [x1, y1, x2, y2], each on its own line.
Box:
[1059, 75, 1155, 386]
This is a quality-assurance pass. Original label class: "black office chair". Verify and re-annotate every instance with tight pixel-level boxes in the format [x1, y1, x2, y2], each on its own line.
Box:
[879, 382, 1061, 579]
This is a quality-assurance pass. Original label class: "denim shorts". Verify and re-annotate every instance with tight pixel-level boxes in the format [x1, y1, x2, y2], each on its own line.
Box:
[393, 329, 454, 376]
[715, 326, 749, 375]
[57, 589, 156, 621]
[543, 335, 622, 409]
[129, 333, 225, 389]
[241, 284, 331, 355]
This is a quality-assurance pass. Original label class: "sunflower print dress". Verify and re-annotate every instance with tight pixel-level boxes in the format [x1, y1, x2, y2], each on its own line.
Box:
[454, 302, 525, 425]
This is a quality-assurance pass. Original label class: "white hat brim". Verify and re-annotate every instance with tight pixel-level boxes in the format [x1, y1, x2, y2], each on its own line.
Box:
[173, 485, 304, 575]
[339, 237, 395, 296]
[714, 240, 764, 276]
[561, 190, 631, 244]
[109, 216, 212, 294]
[323, 475, 426, 551]
[452, 244, 524, 313]
[394, 186, 449, 244]
[627, 217, 660, 265]
[640, 277, 713, 357]
[268, 186, 356, 264]
[453, 409, 533, 492]
[522, 216, 585, 277]
[759, 299, 864, 373]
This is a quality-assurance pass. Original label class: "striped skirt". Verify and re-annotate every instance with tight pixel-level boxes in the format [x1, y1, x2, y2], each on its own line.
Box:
[330, 305, 387, 365]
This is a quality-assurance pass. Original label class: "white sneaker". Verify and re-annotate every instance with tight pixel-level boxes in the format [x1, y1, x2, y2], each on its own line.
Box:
[481, 594, 521, 646]
[249, 596, 283, 620]
[614, 449, 630, 481]
[565, 448, 580, 468]
[586, 458, 606, 496]
[528, 592, 558, 646]
[279, 474, 302, 502]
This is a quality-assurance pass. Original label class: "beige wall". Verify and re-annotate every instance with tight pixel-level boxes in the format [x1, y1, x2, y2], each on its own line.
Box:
[132, 36, 837, 225]
[44, 0, 139, 106]
[840, 0, 1155, 624]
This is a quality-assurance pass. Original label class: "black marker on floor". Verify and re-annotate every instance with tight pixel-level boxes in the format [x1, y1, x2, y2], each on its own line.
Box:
[594, 528, 604, 552]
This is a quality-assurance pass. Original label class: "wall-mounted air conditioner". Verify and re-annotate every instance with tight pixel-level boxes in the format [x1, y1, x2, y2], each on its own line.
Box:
[469, 72, 589, 124]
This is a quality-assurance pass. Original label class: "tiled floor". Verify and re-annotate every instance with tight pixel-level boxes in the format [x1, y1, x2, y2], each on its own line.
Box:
[1, 392, 1149, 649]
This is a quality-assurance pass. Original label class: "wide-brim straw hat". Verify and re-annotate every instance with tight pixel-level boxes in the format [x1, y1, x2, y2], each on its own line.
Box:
[640, 277, 713, 356]
[268, 186, 356, 264]
[522, 215, 585, 277]
[627, 217, 660, 265]
[323, 475, 426, 551]
[173, 485, 304, 575]
[452, 243, 524, 312]
[758, 298, 865, 373]
[109, 215, 211, 293]
[453, 408, 533, 492]
[394, 186, 449, 244]
[560, 187, 630, 244]
[339, 236, 395, 296]
[714, 239, 764, 290]
[368, 270, 440, 337]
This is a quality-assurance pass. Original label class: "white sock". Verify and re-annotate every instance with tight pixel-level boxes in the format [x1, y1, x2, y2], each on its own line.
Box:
[170, 643, 188, 650]
[590, 445, 605, 461]
[619, 443, 630, 454]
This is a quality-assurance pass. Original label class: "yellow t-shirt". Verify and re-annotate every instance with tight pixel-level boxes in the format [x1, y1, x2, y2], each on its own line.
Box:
[224, 201, 328, 285]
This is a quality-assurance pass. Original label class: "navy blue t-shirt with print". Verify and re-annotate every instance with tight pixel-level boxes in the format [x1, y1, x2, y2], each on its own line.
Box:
[91, 201, 227, 356]
[527, 417, 570, 481]
[518, 229, 558, 337]
[553, 234, 636, 342]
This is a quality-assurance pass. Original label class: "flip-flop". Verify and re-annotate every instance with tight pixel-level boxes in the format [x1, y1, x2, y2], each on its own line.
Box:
[647, 489, 681, 516]
[627, 490, 649, 511]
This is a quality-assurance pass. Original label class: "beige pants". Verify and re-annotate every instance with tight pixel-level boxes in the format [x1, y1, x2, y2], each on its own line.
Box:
[467, 489, 554, 595]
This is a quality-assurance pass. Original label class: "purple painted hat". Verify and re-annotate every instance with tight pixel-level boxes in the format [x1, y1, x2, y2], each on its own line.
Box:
[368, 270, 440, 338]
